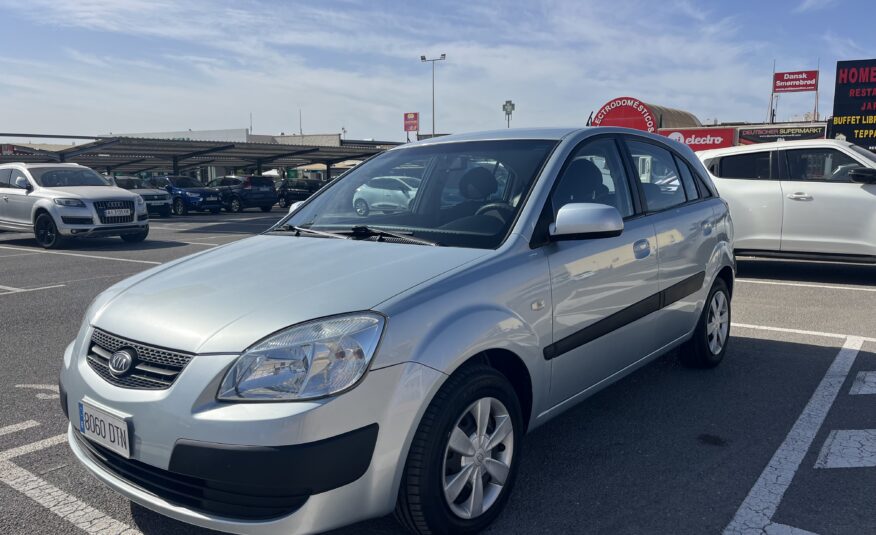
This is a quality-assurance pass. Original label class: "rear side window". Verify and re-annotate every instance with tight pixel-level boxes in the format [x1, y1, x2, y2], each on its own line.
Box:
[249, 177, 274, 188]
[674, 156, 700, 201]
[784, 148, 860, 181]
[718, 152, 771, 179]
[0, 169, 11, 187]
[626, 140, 687, 212]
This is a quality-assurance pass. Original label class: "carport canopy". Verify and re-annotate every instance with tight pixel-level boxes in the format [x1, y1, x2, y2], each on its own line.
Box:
[0, 133, 398, 174]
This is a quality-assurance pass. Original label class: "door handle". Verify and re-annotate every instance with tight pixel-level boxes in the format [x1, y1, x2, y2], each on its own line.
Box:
[787, 192, 813, 201]
[633, 239, 651, 259]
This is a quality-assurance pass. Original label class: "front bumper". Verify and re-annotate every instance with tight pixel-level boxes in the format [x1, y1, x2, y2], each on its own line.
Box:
[184, 197, 222, 211]
[55, 204, 148, 237]
[61, 333, 445, 534]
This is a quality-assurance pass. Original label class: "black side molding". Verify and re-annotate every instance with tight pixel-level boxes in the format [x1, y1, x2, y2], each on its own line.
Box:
[544, 271, 705, 360]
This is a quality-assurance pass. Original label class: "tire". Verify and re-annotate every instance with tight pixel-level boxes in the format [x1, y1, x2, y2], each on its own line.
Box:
[260, 205, 272, 213]
[172, 197, 187, 216]
[278, 197, 288, 209]
[229, 197, 243, 213]
[395, 364, 523, 535]
[679, 277, 731, 368]
[120, 229, 148, 243]
[354, 198, 369, 216]
[34, 213, 65, 249]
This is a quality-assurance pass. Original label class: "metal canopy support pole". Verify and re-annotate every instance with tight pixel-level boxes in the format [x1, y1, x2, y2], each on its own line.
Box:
[256, 160, 263, 174]
[325, 161, 332, 181]
[172, 157, 179, 175]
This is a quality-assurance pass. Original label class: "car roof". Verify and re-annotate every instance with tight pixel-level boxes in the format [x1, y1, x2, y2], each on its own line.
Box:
[0, 162, 85, 169]
[697, 138, 852, 159]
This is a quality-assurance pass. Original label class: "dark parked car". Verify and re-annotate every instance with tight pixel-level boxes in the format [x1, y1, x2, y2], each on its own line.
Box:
[274, 177, 324, 208]
[207, 176, 277, 213]
[144, 176, 223, 215]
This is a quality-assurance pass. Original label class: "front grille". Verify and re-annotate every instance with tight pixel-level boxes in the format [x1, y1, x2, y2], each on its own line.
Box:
[73, 431, 308, 520]
[94, 200, 135, 224]
[61, 216, 94, 225]
[142, 195, 167, 201]
[87, 329, 192, 390]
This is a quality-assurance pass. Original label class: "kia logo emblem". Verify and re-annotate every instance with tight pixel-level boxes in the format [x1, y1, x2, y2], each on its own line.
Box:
[109, 349, 135, 377]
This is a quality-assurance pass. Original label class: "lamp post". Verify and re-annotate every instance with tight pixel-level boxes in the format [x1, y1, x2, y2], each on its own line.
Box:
[420, 53, 446, 136]
[503, 100, 515, 128]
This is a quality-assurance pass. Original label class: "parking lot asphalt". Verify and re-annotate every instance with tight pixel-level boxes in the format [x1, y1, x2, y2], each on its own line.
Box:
[1, 210, 874, 535]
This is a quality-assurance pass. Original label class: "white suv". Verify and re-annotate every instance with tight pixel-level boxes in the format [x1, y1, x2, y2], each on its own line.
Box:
[0, 163, 149, 248]
[698, 139, 876, 262]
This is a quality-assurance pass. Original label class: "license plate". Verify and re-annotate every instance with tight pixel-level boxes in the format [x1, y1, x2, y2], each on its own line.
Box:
[78, 401, 131, 458]
[104, 208, 131, 217]
[206, 196, 218, 201]
[258, 187, 270, 192]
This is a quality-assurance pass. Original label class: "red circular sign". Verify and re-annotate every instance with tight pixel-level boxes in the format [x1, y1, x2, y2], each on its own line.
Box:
[591, 96, 657, 133]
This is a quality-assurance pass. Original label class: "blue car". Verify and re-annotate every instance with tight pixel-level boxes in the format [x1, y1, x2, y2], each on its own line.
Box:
[144, 176, 223, 215]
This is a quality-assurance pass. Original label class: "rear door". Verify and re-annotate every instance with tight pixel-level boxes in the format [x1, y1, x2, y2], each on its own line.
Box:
[546, 136, 661, 406]
[626, 137, 718, 344]
[779, 147, 876, 256]
[706, 149, 781, 251]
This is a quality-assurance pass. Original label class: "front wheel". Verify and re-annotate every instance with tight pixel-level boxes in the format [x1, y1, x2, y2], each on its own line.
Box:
[679, 277, 731, 368]
[120, 229, 148, 243]
[172, 197, 187, 216]
[229, 197, 243, 213]
[34, 213, 65, 249]
[354, 198, 369, 216]
[395, 364, 522, 535]
[277, 197, 288, 209]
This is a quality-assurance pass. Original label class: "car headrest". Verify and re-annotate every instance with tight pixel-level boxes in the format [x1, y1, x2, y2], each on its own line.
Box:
[459, 167, 498, 200]
[553, 158, 604, 212]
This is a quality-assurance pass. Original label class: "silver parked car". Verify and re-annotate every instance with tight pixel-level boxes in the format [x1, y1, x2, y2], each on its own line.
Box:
[353, 175, 420, 215]
[0, 163, 149, 248]
[111, 175, 172, 218]
[60, 128, 734, 534]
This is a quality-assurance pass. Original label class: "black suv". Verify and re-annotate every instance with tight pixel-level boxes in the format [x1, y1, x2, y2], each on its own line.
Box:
[275, 178, 324, 208]
[207, 176, 277, 213]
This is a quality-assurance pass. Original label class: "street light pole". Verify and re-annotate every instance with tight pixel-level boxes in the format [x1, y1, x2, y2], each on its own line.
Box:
[420, 53, 446, 136]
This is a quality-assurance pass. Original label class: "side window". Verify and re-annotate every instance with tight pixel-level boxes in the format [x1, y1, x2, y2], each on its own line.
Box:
[0, 169, 11, 188]
[784, 148, 860, 181]
[626, 140, 687, 212]
[673, 156, 700, 201]
[552, 138, 634, 218]
[718, 152, 771, 179]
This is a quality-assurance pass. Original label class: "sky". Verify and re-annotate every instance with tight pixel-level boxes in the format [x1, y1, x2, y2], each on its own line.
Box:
[1, 0, 874, 142]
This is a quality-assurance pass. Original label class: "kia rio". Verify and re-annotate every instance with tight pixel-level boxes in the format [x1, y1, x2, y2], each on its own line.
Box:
[60, 127, 735, 535]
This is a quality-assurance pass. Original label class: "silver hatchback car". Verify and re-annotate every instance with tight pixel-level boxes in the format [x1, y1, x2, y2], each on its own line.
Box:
[60, 128, 734, 534]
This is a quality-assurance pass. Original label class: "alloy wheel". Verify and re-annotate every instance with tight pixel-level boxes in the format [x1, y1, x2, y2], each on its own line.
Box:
[707, 290, 729, 354]
[442, 397, 514, 520]
[35, 216, 56, 247]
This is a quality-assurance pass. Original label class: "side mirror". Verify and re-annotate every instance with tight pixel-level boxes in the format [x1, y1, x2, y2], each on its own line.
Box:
[849, 167, 876, 184]
[14, 176, 31, 191]
[288, 201, 303, 213]
[550, 203, 624, 240]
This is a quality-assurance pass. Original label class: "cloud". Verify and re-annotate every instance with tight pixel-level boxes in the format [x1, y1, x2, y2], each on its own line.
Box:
[0, 0, 795, 140]
[794, 0, 837, 13]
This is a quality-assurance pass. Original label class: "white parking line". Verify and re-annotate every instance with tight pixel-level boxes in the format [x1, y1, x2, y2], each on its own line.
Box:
[0, 284, 66, 295]
[0, 245, 160, 265]
[849, 371, 876, 395]
[0, 434, 68, 462]
[737, 278, 876, 293]
[723, 336, 864, 535]
[0, 421, 40, 437]
[814, 429, 876, 469]
[180, 241, 219, 246]
[15, 384, 60, 400]
[733, 322, 876, 343]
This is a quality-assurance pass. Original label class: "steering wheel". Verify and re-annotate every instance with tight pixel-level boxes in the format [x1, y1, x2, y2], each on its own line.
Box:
[475, 202, 514, 217]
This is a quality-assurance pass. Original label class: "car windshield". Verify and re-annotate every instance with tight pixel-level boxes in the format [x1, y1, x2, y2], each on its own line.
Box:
[850, 145, 876, 165]
[30, 167, 110, 187]
[280, 139, 557, 249]
[169, 176, 202, 188]
[114, 177, 143, 189]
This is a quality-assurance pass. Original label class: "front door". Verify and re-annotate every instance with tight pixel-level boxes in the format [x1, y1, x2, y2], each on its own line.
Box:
[6, 169, 35, 226]
[0, 169, 12, 224]
[546, 137, 660, 407]
[779, 147, 876, 256]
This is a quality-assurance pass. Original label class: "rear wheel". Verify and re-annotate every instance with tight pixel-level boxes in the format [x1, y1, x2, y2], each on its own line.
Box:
[277, 197, 288, 209]
[395, 364, 522, 534]
[229, 197, 243, 213]
[172, 197, 187, 216]
[680, 278, 731, 368]
[120, 229, 148, 243]
[34, 213, 65, 249]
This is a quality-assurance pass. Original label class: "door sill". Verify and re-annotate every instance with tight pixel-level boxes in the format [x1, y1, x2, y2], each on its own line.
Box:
[735, 249, 876, 265]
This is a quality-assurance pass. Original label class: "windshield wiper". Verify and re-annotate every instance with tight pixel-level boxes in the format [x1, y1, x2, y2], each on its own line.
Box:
[272, 225, 349, 239]
[341, 225, 439, 246]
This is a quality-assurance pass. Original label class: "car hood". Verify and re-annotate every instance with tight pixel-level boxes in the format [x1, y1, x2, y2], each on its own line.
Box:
[91, 235, 487, 354]
[43, 186, 138, 200]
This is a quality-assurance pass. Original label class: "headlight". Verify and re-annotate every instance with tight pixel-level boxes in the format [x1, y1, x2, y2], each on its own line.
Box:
[136, 196, 145, 205]
[54, 198, 85, 207]
[218, 313, 385, 401]
[185, 191, 201, 198]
